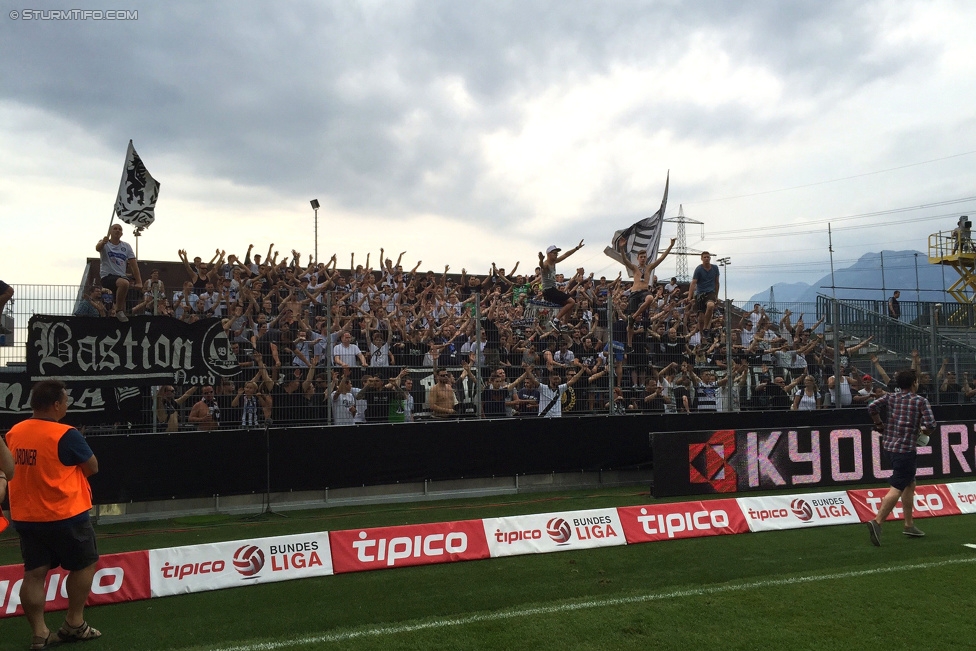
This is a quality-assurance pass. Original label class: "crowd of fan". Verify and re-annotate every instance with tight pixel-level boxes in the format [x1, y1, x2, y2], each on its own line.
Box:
[81, 243, 973, 431]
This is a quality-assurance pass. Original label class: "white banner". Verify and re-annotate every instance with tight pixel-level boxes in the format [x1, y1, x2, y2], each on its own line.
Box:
[948, 481, 976, 514]
[483, 508, 625, 558]
[149, 532, 332, 597]
[736, 491, 860, 533]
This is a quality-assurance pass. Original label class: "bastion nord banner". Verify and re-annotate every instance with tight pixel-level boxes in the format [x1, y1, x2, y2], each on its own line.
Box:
[27, 315, 240, 387]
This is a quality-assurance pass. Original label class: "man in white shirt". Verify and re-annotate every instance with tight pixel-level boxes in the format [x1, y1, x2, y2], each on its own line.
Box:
[534, 367, 585, 418]
[95, 223, 142, 321]
[333, 331, 367, 372]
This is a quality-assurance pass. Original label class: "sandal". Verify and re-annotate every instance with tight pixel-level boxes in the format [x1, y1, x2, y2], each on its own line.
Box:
[29, 632, 57, 650]
[57, 620, 102, 643]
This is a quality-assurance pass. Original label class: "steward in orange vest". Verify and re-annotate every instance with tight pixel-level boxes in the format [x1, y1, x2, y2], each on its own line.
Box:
[4, 379, 102, 649]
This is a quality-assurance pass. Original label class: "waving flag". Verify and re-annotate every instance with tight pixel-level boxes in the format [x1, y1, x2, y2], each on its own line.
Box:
[114, 140, 160, 228]
[604, 173, 669, 276]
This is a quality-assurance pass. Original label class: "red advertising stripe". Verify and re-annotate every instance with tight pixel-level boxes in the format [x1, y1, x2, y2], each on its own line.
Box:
[0, 550, 150, 619]
[329, 519, 490, 574]
[616, 499, 748, 543]
[846, 484, 961, 522]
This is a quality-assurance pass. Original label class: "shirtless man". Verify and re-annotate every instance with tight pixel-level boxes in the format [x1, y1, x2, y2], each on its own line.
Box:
[428, 368, 459, 419]
[625, 238, 676, 322]
[188, 385, 220, 431]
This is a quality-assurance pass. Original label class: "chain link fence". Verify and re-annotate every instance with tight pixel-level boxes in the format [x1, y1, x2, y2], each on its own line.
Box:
[3, 281, 975, 433]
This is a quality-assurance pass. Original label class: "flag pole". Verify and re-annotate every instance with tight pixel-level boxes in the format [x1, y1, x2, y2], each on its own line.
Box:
[109, 139, 134, 234]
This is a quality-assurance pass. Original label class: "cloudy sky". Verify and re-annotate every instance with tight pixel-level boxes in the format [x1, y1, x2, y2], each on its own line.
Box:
[2, 0, 974, 300]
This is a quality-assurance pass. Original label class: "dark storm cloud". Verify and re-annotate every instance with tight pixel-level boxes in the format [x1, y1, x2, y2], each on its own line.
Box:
[1, 0, 935, 222]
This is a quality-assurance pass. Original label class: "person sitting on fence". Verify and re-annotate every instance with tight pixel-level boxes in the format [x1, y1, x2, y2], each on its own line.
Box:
[621, 238, 676, 324]
[538, 240, 584, 332]
[688, 251, 719, 334]
[96, 223, 142, 322]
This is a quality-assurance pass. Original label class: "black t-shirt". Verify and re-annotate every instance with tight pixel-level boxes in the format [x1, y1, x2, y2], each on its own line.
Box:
[255, 328, 282, 357]
[436, 341, 461, 367]
[764, 384, 790, 409]
[216, 393, 238, 429]
[402, 341, 427, 368]
[642, 393, 667, 413]
[481, 317, 500, 348]
[939, 383, 962, 405]
[660, 334, 686, 364]
[889, 297, 900, 318]
[358, 386, 397, 422]
[481, 387, 509, 417]
[610, 317, 627, 344]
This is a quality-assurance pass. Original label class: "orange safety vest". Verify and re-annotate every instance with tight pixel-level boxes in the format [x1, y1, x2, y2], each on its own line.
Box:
[5, 419, 92, 523]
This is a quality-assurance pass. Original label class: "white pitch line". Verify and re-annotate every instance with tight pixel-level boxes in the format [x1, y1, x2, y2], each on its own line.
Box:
[204, 557, 976, 651]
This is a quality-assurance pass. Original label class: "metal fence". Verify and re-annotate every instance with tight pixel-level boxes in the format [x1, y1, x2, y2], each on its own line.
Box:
[0, 283, 84, 367]
[3, 283, 976, 434]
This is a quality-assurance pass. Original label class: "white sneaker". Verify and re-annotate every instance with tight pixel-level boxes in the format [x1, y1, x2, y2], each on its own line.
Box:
[116, 310, 128, 322]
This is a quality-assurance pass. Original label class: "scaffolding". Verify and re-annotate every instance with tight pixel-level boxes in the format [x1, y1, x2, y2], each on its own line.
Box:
[929, 218, 976, 324]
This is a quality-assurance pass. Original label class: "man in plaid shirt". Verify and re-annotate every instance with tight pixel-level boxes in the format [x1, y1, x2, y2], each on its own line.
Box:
[865, 368, 936, 546]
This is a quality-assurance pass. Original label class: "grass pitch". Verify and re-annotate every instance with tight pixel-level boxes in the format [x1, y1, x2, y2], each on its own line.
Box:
[1, 487, 974, 651]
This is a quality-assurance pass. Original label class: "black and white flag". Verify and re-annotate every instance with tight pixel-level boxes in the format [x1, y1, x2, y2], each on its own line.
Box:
[604, 173, 669, 276]
[114, 140, 160, 228]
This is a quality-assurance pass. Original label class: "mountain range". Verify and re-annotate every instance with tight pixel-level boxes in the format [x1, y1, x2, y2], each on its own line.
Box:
[745, 250, 954, 305]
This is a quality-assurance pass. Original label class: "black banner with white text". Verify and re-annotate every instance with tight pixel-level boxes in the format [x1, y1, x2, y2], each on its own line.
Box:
[27, 315, 240, 386]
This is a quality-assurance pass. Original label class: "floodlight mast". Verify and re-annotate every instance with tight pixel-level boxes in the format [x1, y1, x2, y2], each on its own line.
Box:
[310, 199, 320, 263]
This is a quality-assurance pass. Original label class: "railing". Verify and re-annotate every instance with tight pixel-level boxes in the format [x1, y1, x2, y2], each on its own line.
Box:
[811, 294, 976, 405]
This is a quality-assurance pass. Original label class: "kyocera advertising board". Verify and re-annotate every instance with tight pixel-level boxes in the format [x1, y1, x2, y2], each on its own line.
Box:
[653, 424, 976, 497]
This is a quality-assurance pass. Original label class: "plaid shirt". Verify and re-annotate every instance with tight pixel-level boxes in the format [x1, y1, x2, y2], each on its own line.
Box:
[868, 390, 936, 454]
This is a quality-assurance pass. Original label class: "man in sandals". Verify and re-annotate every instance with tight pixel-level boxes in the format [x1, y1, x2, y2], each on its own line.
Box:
[5, 380, 102, 648]
[865, 368, 936, 546]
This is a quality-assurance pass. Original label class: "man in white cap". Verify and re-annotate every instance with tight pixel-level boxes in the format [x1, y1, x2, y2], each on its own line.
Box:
[538, 240, 584, 331]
